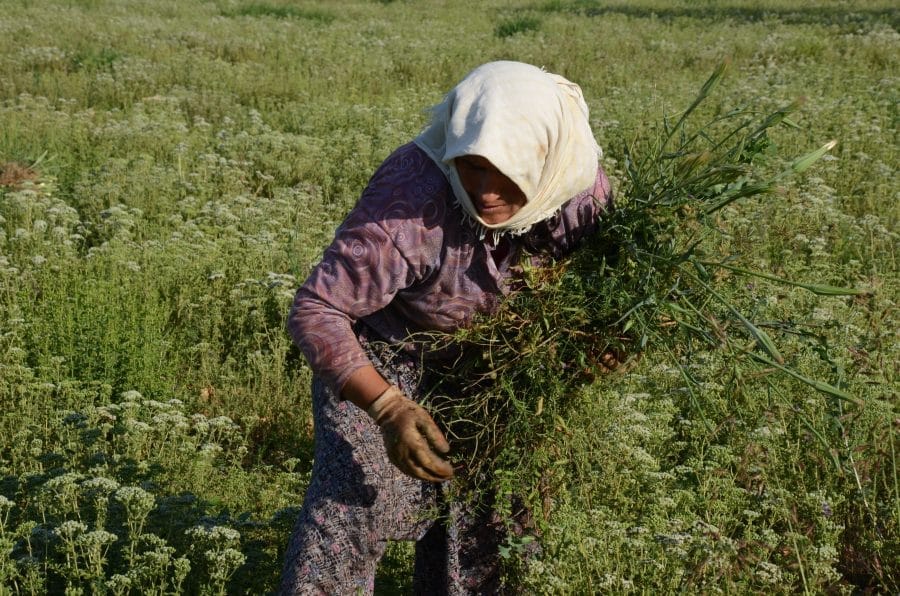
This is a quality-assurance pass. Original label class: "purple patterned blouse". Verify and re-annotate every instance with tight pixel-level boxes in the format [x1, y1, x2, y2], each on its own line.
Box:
[288, 143, 613, 395]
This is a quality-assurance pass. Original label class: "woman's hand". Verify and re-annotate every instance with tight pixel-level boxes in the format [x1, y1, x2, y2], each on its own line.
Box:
[366, 386, 454, 483]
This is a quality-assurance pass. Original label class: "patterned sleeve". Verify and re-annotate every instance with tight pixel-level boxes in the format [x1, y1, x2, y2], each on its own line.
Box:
[287, 213, 409, 395]
[287, 145, 446, 396]
[525, 164, 614, 261]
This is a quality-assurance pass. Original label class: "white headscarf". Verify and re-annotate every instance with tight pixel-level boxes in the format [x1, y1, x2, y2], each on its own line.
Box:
[414, 61, 602, 238]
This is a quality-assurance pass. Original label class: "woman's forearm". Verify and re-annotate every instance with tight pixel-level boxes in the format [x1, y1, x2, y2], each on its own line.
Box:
[340, 365, 391, 411]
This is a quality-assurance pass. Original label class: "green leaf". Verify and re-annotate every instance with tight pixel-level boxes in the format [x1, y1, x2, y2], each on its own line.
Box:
[700, 261, 869, 296]
[662, 59, 730, 150]
[703, 181, 774, 213]
[750, 353, 860, 404]
[789, 140, 838, 174]
[689, 271, 784, 363]
[735, 311, 784, 365]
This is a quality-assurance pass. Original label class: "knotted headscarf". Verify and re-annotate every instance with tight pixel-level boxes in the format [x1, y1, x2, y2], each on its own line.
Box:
[414, 61, 602, 238]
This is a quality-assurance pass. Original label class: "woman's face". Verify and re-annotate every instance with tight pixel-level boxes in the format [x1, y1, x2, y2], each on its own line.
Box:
[455, 155, 527, 225]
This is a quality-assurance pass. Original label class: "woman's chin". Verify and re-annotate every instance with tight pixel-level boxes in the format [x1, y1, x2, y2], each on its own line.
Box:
[477, 210, 512, 225]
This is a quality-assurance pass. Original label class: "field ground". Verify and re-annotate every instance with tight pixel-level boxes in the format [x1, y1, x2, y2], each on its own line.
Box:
[0, 0, 897, 593]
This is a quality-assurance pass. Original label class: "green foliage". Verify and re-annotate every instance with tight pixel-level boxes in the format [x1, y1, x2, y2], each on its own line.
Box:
[426, 51, 895, 596]
[429, 64, 853, 470]
[495, 16, 542, 38]
[220, 3, 336, 23]
[0, 389, 306, 593]
[0, 0, 896, 592]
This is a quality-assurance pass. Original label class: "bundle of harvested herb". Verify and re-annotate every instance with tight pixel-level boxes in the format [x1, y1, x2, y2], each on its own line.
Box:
[422, 62, 863, 478]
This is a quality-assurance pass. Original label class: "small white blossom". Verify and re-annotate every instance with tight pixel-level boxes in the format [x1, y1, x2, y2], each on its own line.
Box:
[82, 477, 120, 495]
[121, 390, 143, 401]
[55, 520, 88, 539]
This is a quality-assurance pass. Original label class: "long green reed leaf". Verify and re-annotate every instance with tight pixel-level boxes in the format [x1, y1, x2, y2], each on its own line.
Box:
[700, 261, 869, 296]
[788, 140, 838, 174]
[690, 272, 786, 364]
[747, 98, 804, 138]
[749, 352, 859, 403]
[703, 181, 774, 213]
[662, 60, 730, 150]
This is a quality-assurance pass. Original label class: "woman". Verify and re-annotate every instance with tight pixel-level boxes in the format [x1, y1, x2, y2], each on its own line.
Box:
[280, 61, 613, 594]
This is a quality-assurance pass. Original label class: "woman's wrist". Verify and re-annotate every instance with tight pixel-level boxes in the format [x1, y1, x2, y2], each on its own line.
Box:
[340, 365, 391, 411]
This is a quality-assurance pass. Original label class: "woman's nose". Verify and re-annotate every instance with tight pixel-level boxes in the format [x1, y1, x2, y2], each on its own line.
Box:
[474, 174, 503, 200]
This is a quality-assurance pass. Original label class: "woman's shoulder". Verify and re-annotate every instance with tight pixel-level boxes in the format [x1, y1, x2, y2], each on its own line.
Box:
[333, 143, 457, 273]
[375, 142, 444, 182]
[356, 142, 454, 233]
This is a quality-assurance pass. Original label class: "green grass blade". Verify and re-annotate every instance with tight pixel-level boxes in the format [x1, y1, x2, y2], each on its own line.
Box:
[703, 181, 775, 213]
[662, 60, 730, 150]
[748, 98, 804, 138]
[749, 352, 859, 403]
[797, 412, 843, 472]
[787, 140, 838, 174]
[689, 272, 785, 363]
[700, 261, 870, 296]
[735, 310, 785, 364]
[703, 140, 837, 214]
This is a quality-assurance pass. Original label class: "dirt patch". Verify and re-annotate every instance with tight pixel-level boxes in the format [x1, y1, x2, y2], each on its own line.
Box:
[0, 162, 39, 189]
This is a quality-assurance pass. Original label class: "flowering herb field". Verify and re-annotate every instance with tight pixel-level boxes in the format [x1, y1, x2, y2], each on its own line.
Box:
[0, 0, 897, 593]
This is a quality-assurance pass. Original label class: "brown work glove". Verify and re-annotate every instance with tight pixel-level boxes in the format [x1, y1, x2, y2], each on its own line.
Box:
[366, 385, 454, 483]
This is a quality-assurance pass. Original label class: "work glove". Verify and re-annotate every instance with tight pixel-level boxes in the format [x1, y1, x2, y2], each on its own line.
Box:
[366, 385, 454, 482]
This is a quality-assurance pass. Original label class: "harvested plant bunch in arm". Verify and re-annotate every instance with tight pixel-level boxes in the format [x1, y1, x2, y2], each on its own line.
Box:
[426, 61, 863, 476]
